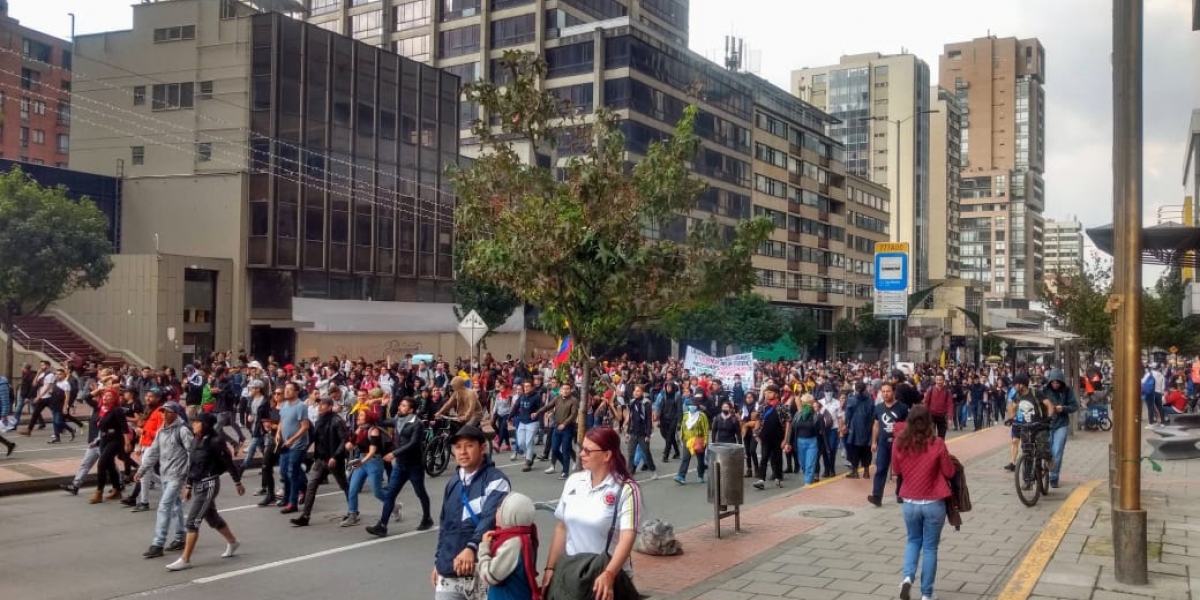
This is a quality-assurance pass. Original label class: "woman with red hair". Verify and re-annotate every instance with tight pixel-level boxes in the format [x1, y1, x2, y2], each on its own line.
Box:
[542, 427, 642, 600]
[340, 409, 386, 527]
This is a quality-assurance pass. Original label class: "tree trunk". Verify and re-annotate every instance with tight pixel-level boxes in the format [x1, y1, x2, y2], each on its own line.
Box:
[577, 353, 590, 446]
[3, 304, 13, 380]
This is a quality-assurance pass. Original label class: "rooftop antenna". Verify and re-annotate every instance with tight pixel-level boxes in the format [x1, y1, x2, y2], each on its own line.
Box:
[724, 36, 744, 72]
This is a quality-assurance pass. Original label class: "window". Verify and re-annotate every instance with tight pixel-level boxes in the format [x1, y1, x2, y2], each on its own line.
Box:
[19, 127, 28, 148]
[32, 100, 45, 115]
[444, 62, 478, 82]
[545, 42, 594, 78]
[395, 35, 430, 62]
[948, 50, 961, 60]
[811, 74, 826, 84]
[153, 25, 196, 43]
[437, 25, 479, 58]
[311, 0, 339, 15]
[199, 80, 214, 100]
[874, 65, 888, 77]
[32, 129, 44, 144]
[490, 14, 535, 48]
[220, 0, 240, 19]
[491, 0, 533, 9]
[151, 82, 195, 110]
[133, 86, 146, 106]
[56, 134, 68, 154]
[131, 146, 144, 165]
[57, 101, 69, 125]
[440, 0, 480, 21]
[20, 68, 39, 90]
[351, 11, 383, 39]
[22, 39, 52, 63]
[197, 142, 212, 162]
[19, 98, 28, 120]
[396, 0, 431, 30]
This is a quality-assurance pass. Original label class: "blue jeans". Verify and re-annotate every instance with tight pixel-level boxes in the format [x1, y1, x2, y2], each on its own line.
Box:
[551, 426, 575, 476]
[240, 435, 263, 471]
[677, 443, 707, 480]
[278, 445, 307, 507]
[516, 421, 539, 462]
[872, 433, 896, 499]
[1049, 425, 1068, 483]
[796, 436, 819, 485]
[902, 500, 947, 598]
[970, 400, 983, 429]
[347, 457, 386, 514]
[152, 478, 185, 547]
[379, 462, 432, 525]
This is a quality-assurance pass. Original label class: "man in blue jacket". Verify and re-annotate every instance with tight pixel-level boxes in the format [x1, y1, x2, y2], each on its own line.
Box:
[432, 425, 510, 600]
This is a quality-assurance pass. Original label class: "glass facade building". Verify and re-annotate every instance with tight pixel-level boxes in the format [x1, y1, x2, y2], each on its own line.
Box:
[247, 13, 460, 307]
[0, 159, 121, 250]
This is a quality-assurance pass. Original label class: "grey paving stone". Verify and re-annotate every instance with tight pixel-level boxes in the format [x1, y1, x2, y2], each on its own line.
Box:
[772, 563, 827, 577]
[781, 587, 842, 600]
[778, 576, 832, 589]
[692, 591, 753, 600]
[824, 579, 880, 595]
[739, 582, 792, 597]
[1031, 582, 1097, 600]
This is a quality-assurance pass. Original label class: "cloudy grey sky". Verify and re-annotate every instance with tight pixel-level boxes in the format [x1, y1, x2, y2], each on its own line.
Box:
[11, 0, 1200, 232]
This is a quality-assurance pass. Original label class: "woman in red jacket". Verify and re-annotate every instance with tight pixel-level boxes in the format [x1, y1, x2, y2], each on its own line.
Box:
[892, 405, 955, 600]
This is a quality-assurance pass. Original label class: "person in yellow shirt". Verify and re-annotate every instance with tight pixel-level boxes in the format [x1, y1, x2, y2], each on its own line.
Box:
[674, 402, 710, 485]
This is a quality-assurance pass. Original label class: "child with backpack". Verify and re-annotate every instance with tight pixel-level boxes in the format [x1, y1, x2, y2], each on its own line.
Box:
[478, 492, 541, 600]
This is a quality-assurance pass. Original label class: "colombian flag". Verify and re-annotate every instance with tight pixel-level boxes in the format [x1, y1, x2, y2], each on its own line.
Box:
[554, 336, 573, 367]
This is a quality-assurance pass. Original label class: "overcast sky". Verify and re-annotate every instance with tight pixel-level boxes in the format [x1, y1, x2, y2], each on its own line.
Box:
[12, 0, 1200, 234]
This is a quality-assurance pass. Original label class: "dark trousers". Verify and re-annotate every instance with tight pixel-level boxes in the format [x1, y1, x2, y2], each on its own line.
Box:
[660, 421, 680, 460]
[757, 438, 784, 481]
[550, 425, 575, 476]
[379, 462, 432, 526]
[261, 438, 278, 498]
[492, 415, 510, 448]
[970, 400, 984, 430]
[847, 444, 871, 472]
[743, 435, 759, 475]
[871, 433, 898, 499]
[626, 434, 656, 473]
[24, 397, 52, 433]
[932, 415, 948, 439]
[820, 428, 839, 475]
[97, 441, 122, 492]
[302, 458, 348, 518]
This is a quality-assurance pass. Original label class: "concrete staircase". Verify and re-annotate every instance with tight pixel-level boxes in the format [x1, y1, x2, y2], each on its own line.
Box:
[12, 315, 123, 368]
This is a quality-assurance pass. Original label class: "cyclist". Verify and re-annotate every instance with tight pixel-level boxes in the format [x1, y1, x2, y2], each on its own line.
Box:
[1041, 369, 1079, 488]
[1003, 373, 1050, 472]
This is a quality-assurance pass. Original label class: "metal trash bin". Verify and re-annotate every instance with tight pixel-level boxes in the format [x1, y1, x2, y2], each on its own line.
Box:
[706, 443, 744, 507]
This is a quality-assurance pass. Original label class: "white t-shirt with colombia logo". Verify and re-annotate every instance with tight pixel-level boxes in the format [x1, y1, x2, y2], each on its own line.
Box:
[554, 471, 641, 573]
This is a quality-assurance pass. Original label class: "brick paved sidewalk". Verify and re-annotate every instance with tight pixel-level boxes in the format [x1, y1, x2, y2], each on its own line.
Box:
[640, 427, 1114, 600]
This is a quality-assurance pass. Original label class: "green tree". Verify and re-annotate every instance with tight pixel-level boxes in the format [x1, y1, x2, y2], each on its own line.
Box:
[659, 293, 785, 350]
[1043, 259, 1113, 356]
[788, 312, 819, 359]
[1141, 266, 1200, 355]
[451, 258, 521, 347]
[0, 167, 113, 377]
[855, 305, 891, 356]
[831, 317, 860, 358]
[451, 52, 772, 436]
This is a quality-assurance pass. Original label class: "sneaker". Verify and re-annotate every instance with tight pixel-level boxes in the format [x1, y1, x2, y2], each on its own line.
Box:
[558, 473, 567, 480]
[254, 488, 267, 496]
[166, 539, 186, 552]
[697, 476, 705, 483]
[920, 595, 937, 600]
[752, 480, 765, 490]
[340, 513, 360, 527]
[365, 524, 388, 537]
[221, 542, 240, 558]
[417, 517, 435, 531]
[544, 466, 556, 474]
[257, 496, 276, 507]
[165, 558, 192, 571]
[1003, 463, 1016, 472]
[649, 472, 658, 481]
[143, 545, 164, 559]
[60, 483, 79, 495]
[275, 499, 287, 507]
[521, 463, 532, 473]
[290, 515, 310, 527]
[131, 503, 151, 513]
[5, 441, 14, 457]
[280, 504, 298, 514]
[900, 577, 913, 600]
[1050, 480, 1060, 489]
[120, 496, 137, 507]
[510, 451, 519, 461]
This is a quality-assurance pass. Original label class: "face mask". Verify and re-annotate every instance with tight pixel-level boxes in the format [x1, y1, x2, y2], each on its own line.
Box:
[687, 405, 698, 413]
[721, 409, 731, 415]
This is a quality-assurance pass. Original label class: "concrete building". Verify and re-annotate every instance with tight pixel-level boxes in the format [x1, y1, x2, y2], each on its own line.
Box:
[65, 0, 542, 365]
[1186, 109, 1200, 217]
[1043, 218, 1084, 277]
[928, 86, 962, 280]
[0, 0, 72, 167]
[792, 53, 933, 291]
[940, 36, 1047, 306]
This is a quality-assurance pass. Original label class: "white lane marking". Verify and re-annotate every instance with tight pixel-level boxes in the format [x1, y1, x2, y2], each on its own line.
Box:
[221, 491, 342, 512]
[190, 526, 439, 584]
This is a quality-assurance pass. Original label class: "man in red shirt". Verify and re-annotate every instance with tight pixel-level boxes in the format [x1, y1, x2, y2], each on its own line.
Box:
[1164, 385, 1187, 419]
[923, 375, 953, 439]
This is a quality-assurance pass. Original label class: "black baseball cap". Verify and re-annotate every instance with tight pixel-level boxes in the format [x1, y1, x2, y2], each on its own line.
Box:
[448, 425, 487, 446]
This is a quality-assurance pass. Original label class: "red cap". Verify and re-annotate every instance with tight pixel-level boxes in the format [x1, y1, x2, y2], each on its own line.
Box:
[284, 364, 294, 371]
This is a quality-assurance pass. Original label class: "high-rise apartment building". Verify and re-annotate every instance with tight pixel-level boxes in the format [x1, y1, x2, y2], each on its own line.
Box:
[792, 53, 932, 291]
[940, 36, 1046, 306]
[0, 0, 72, 167]
[1043, 219, 1084, 277]
[928, 86, 962, 280]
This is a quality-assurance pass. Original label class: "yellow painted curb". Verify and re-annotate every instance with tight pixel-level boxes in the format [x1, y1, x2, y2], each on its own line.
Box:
[996, 479, 1103, 600]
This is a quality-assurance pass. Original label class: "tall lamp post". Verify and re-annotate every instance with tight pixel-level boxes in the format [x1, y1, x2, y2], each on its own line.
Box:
[862, 109, 939, 365]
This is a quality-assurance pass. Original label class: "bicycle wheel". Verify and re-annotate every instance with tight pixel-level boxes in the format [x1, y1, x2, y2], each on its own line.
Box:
[1036, 459, 1051, 495]
[1015, 453, 1040, 506]
[1100, 417, 1112, 431]
[430, 437, 451, 477]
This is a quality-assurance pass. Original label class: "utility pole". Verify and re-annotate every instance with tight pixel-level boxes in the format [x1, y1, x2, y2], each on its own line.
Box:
[1110, 0, 1148, 585]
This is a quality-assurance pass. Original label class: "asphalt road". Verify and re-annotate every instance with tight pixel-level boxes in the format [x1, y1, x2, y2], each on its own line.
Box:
[0, 448, 793, 600]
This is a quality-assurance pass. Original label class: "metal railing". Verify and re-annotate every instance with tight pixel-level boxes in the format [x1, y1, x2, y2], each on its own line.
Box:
[10, 325, 69, 364]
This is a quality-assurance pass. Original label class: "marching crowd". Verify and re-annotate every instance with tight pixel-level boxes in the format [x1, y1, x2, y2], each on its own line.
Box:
[0, 349, 1130, 600]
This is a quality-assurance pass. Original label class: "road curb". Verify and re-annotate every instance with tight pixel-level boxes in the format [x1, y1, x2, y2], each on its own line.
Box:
[996, 478, 1103, 600]
[0, 456, 265, 497]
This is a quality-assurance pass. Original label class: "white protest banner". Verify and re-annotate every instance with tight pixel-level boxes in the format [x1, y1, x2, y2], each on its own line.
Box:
[683, 346, 755, 387]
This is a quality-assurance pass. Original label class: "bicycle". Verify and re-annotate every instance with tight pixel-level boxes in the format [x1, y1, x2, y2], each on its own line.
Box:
[1012, 419, 1052, 507]
[423, 418, 457, 477]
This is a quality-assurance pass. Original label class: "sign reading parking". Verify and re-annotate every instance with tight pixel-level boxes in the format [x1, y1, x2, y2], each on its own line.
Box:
[874, 242, 909, 319]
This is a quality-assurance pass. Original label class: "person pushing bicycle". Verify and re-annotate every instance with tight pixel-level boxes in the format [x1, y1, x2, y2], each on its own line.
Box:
[1003, 373, 1053, 473]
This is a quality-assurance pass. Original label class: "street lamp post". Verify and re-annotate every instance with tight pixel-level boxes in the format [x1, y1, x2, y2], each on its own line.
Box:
[862, 109, 939, 367]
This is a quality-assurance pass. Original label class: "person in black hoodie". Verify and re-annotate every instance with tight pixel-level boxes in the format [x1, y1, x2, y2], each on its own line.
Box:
[290, 398, 348, 527]
[165, 413, 244, 571]
[366, 397, 434, 536]
[90, 387, 129, 504]
[892, 370, 923, 410]
[623, 384, 657, 478]
[657, 382, 682, 463]
[211, 371, 246, 450]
